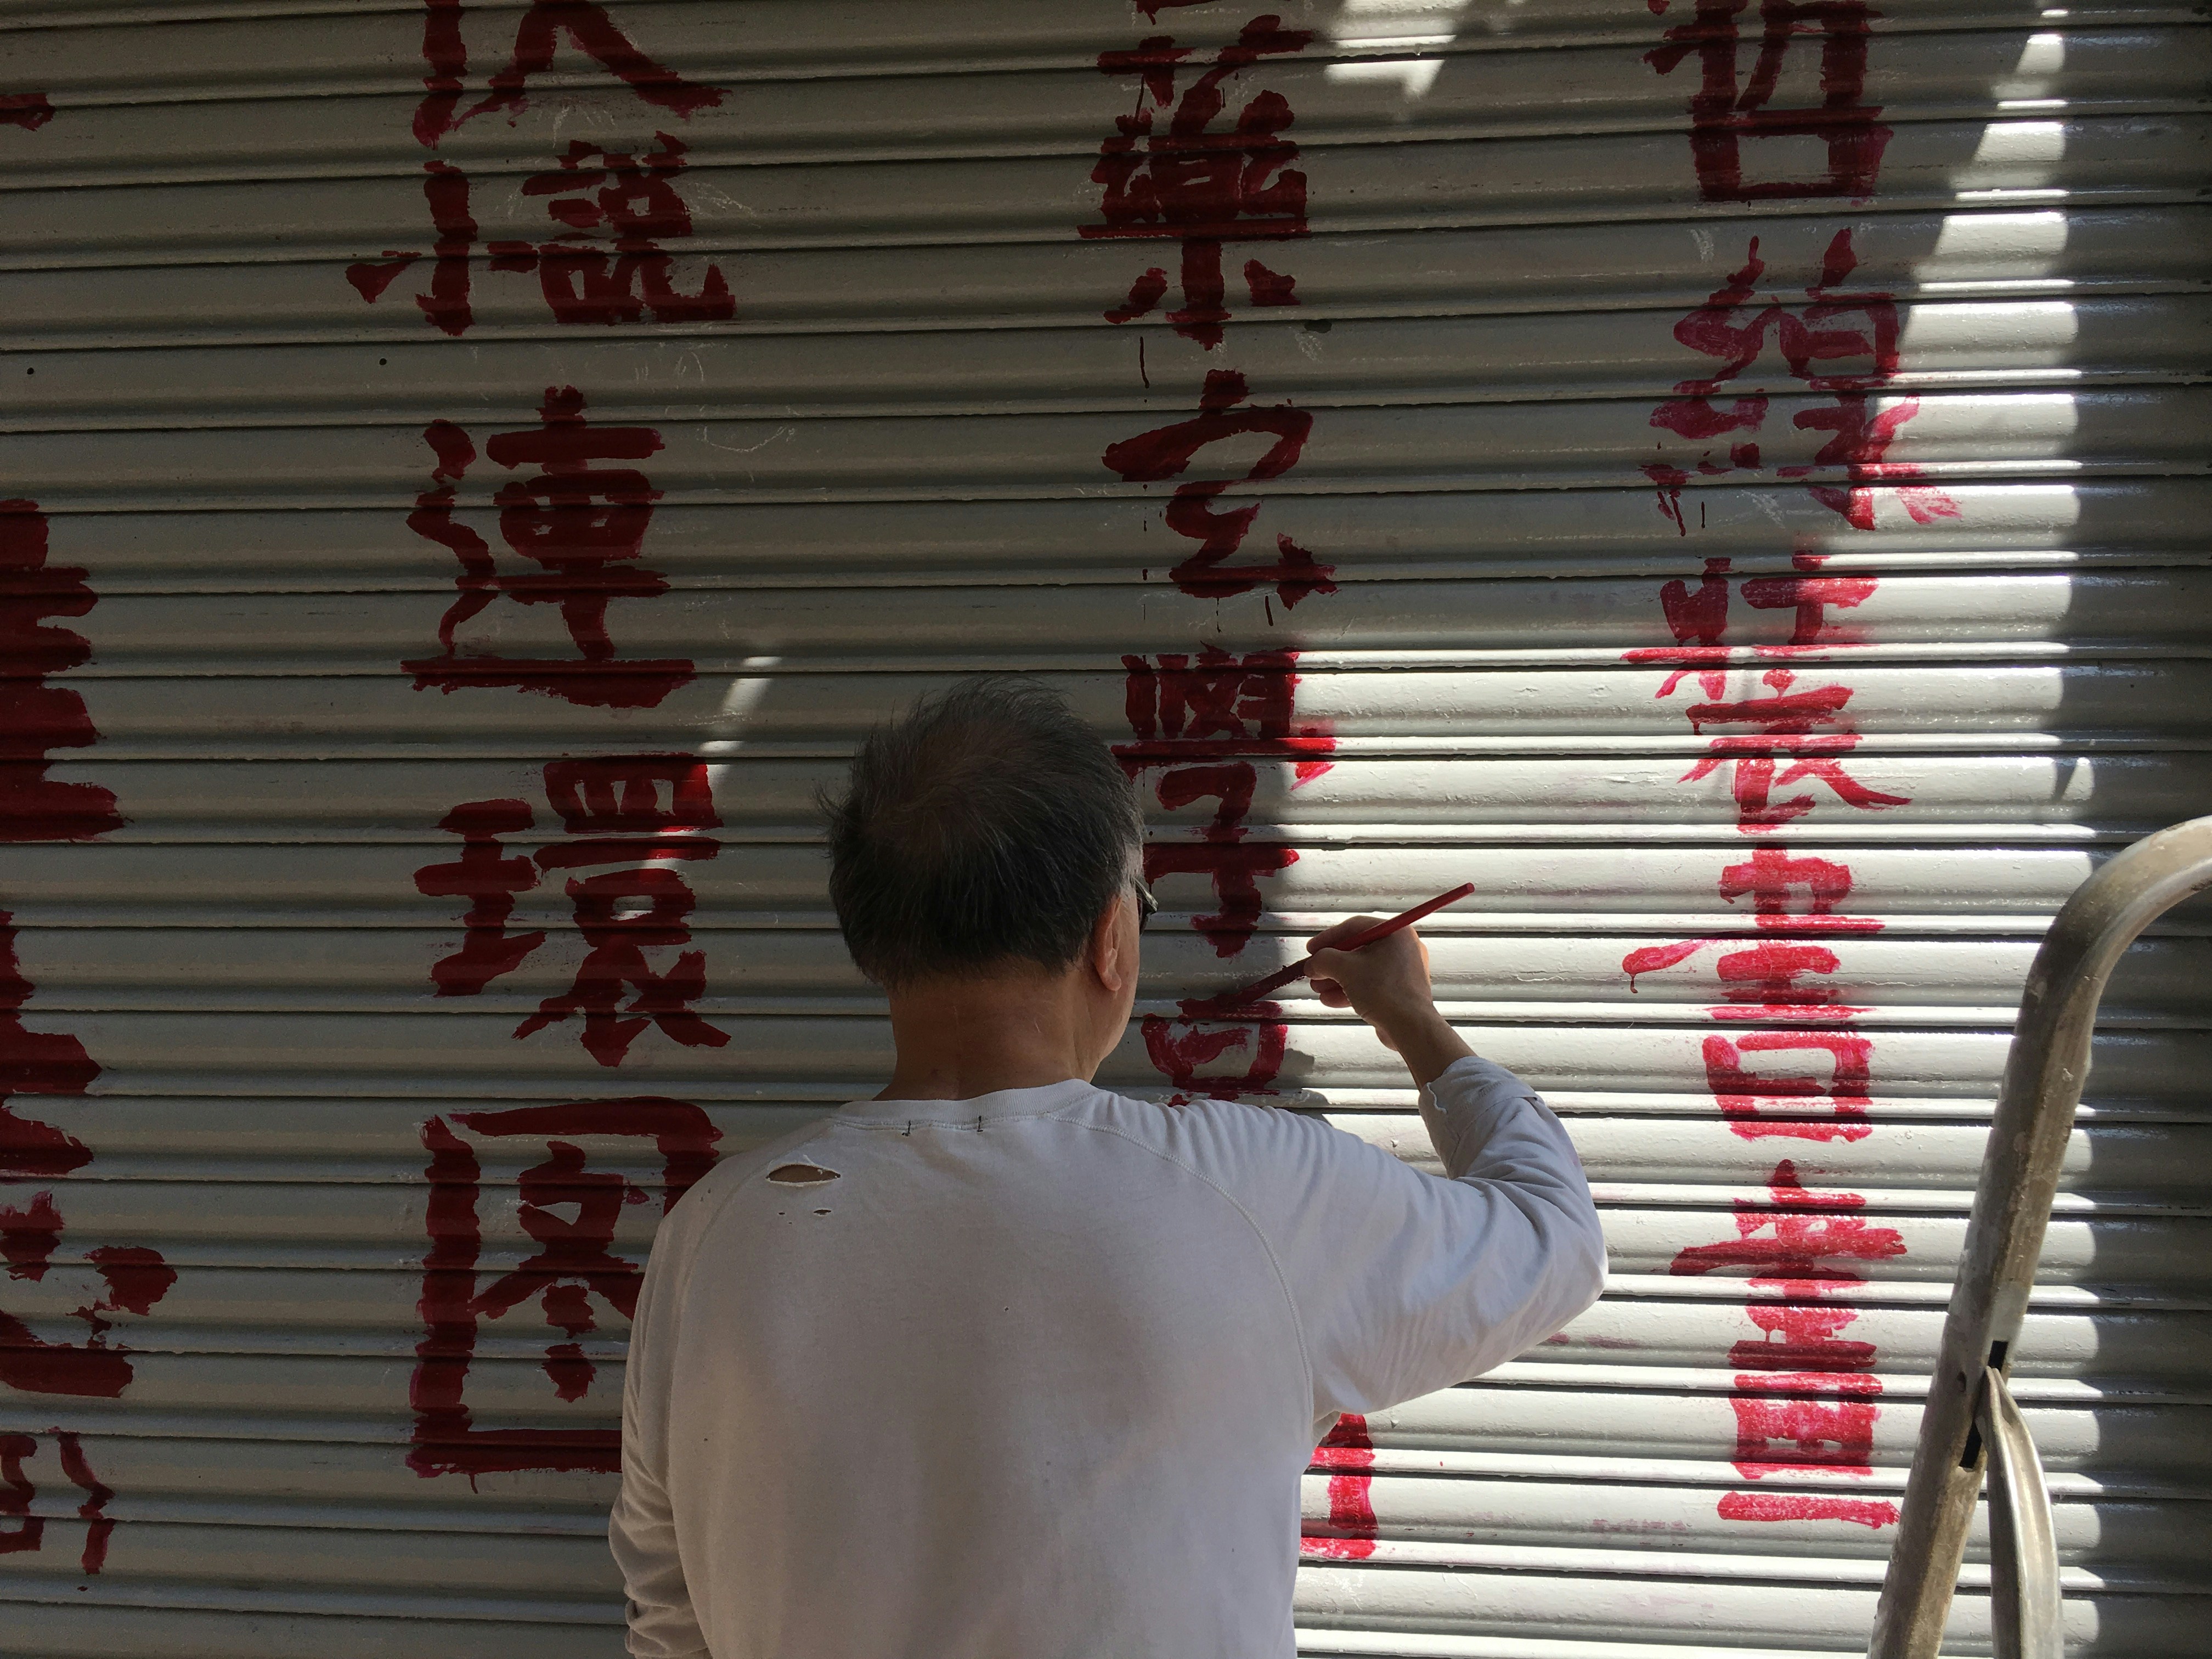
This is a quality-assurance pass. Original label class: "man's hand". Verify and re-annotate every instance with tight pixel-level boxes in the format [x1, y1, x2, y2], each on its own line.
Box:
[1305, 917, 1475, 1088]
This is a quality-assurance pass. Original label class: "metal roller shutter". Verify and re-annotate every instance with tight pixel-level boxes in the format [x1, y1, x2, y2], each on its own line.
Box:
[1, 1, 2206, 1654]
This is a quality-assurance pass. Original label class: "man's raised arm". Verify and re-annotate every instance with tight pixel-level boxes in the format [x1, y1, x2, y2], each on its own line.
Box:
[1212, 917, 1607, 1420]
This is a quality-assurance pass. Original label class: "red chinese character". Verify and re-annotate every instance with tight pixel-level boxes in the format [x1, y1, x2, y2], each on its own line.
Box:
[410, 1099, 720, 1476]
[1703, 1029, 1874, 1142]
[1675, 668, 1909, 831]
[415, 757, 729, 1065]
[413, 0, 724, 146]
[0, 1430, 116, 1573]
[1645, 0, 1893, 201]
[400, 388, 695, 708]
[348, 142, 732, 335]
[1140, 1014, 1288, 1104]
[1114, 650, 1335, 956]
[1102, 370, 1335, 607]
[1638, 233, 1959, 532]
[1, 503, 123, 844]
[1725, 1390, 1882, 1473]
[1623, 553, 1882, 692]
[1083, 14, 1312, 346]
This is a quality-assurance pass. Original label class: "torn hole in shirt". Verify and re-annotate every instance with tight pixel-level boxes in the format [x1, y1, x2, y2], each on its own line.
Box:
[768, 1164, 842, 1187]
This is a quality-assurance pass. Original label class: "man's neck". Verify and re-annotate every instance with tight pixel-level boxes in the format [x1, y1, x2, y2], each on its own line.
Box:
[877, 967, 1096, 1102]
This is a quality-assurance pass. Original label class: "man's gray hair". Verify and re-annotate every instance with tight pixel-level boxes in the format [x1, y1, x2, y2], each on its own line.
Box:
[823, 676, 1146, 988]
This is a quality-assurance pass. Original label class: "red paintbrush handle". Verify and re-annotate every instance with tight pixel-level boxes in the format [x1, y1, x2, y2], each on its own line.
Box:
[1189, 882, 1475, 1015]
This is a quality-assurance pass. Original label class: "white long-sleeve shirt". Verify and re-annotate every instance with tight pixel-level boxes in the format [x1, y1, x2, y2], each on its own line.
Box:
[610, 1054, 1606, 1659]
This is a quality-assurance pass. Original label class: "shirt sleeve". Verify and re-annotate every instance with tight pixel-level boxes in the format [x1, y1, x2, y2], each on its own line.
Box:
[1217, 1054, 1607, 1420]
[608, 1220, 712, 1659]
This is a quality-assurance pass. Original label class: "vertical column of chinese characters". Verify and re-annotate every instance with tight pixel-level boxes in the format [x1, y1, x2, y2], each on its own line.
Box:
[1082, 4, 1381, 1559]
[1, 500, 170, 1572]
[1636, 0, 1938, 1537]
[1087, 12, 1342, 1108]
[407, 756, 731, 1470]
[1622, 554, 1909, 1532]
[379, 3, 732, 1480]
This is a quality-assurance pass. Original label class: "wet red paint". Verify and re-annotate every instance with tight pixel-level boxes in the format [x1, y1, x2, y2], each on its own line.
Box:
[415, 758, 727, 1066]
[1303, 1412, 1378, 1559]
[409, 1098, 720, 1476]
[1, 503, 125, 844]
[1703, 1030, 1872, 1141]
[1084, 16, 1312, 346]
[1621, 554, 1907, 1531]
[1635, 234, 1957, 533]
[1717, 1488, 1898, 1528]
[1670, 1160, 1903, 1282]
[1, 93, 54, 131]
[401, 388, 695, 707]
[1645, 1, 1893, 202]
[413, 0, 724, 147]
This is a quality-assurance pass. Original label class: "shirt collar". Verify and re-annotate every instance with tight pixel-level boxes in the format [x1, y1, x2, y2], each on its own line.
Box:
[836, 1077, 1097, 1128]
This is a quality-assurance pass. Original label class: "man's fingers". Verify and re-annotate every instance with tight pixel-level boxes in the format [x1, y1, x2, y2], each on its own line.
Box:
[1305, 916, 1385, 953]
[1308, 973, 1351, 1008]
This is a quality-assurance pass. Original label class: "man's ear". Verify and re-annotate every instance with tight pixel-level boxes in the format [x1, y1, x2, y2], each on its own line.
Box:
[1087, 891, 1132, 993]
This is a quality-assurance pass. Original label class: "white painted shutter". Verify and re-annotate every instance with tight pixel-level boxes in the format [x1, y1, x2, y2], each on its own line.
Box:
[1, 2, 2207, 1653]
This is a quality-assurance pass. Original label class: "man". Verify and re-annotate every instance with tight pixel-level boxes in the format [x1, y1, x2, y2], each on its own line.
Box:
[611, 678, 1605, 1658]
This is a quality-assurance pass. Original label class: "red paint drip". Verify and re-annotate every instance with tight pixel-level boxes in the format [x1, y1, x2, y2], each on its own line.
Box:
[1305, 1413, 1378, 1559]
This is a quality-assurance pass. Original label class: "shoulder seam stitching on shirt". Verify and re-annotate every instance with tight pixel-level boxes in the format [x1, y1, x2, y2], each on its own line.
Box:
[1052, 1109, 1318, 1414]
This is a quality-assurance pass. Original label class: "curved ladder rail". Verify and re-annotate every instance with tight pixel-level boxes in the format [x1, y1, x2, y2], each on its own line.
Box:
[1869, 815, 2212, 1659]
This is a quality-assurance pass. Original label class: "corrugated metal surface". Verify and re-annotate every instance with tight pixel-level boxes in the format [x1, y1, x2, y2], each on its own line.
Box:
[1, 1, 2207, 1652]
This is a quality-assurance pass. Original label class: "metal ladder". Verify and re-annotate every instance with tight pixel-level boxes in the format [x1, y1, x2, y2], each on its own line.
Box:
[1869, 815, 2212, 1659]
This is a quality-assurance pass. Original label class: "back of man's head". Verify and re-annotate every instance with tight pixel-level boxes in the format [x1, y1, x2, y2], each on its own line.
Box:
[825, 677, 1144, 989]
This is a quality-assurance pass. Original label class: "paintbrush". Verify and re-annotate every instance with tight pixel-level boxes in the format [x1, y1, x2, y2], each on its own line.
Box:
[1178, 882, 1476, 1017]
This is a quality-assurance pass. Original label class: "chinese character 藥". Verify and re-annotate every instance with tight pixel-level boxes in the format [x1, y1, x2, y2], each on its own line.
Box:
[1084, 14, 1312, 347]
